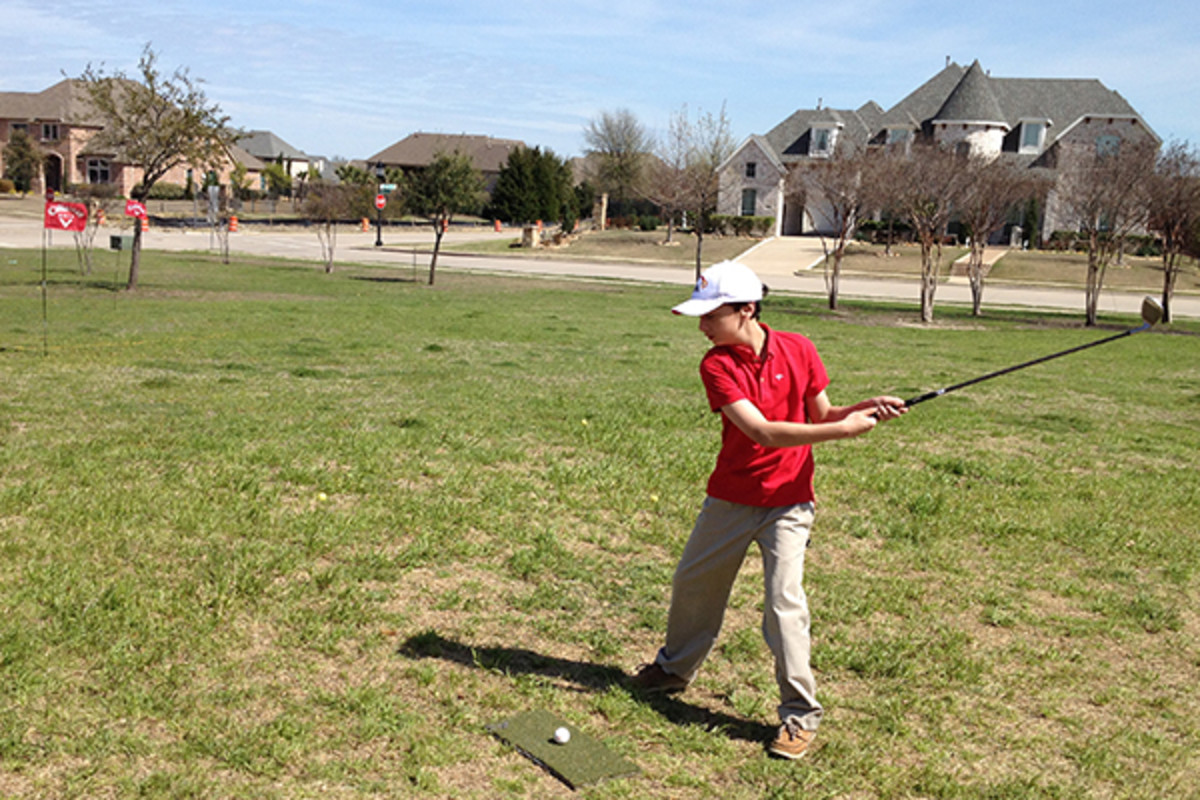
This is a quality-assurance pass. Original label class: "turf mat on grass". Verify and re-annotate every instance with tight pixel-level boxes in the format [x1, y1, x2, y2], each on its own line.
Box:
[488, 709, 640, 789]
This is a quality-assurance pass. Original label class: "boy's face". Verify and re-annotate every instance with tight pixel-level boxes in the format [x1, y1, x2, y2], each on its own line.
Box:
[698, 303, 754, 346]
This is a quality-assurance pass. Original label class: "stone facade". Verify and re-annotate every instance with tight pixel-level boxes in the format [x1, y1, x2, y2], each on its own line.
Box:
[716, 136, 785, 236]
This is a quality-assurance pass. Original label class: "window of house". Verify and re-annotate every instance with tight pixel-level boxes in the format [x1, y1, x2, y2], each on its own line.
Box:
[41, 123, 59, 141]
[812, 128, 832, 155]
[1020, 122, 1044, 152]
[87, 158, 110, 184]
[1096, 135, 1121, 158]
[745, 162, 756, 178]
[12, 123, 28, 135]
[741, 188, 757, 216]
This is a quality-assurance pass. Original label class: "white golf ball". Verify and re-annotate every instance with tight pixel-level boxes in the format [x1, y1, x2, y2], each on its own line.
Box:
[553, 726, 570, 744]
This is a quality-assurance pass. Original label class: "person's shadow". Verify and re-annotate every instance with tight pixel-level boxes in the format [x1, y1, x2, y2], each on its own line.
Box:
[398, 631, 775, 744]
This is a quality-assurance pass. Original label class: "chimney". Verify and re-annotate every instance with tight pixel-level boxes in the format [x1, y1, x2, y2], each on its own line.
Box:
[946, 55, 951, 68]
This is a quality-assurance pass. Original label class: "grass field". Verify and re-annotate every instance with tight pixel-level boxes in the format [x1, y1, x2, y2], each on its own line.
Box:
[441, 229, 754, 269]
[1, 248, 1199, 799]
[831, 242, 1200, 295]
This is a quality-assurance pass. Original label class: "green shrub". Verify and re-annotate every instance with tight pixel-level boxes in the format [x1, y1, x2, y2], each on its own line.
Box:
[638, 215, 659, 231]
[1127, 234, 1162, 257]
[146, 182, 187, 200]
[709, 215, 774, 237]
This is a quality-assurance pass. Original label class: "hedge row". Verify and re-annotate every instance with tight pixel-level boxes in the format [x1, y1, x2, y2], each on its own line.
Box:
[1047, 231, 1163, 257]
[708, 215, 775, 237]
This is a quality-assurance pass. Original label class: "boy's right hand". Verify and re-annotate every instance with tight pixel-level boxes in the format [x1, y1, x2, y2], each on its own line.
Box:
[842, 409, 879, 438]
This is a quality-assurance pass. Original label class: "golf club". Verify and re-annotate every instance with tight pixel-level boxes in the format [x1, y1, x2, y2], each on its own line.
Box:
[904, 295, 1163, 408]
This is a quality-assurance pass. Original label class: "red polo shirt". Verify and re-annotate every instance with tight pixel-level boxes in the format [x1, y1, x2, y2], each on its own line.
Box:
[699, 325, 829, 507]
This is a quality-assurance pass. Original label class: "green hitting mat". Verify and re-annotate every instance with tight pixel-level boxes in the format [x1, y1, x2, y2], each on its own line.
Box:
[488, 709, 640, 789]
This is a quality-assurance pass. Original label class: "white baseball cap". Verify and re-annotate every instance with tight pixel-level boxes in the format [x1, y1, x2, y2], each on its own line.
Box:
[671, 261, 764, 316]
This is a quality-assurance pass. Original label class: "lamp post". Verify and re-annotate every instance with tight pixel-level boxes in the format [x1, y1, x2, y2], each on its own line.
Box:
[374, 164, 385, 247]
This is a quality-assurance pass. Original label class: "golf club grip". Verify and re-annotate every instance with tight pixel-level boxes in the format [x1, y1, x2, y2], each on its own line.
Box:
[904, 390, 944, 407]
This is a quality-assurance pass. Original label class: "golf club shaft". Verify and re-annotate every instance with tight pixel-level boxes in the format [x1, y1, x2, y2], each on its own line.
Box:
[905, 322, 1148, 407]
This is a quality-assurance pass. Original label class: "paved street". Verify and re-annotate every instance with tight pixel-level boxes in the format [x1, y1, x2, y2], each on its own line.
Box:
[3, 210, 1197, 320]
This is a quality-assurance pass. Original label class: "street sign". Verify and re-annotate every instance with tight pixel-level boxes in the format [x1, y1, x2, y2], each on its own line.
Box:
[375, 194, 386, 210]
[379, 183, 397, 194]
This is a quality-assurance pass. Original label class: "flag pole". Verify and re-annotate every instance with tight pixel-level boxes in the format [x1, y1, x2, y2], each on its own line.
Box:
[41, 224, 49, 357]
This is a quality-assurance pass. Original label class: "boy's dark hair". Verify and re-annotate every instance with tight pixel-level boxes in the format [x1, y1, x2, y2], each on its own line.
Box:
[731, 284, 769, 320]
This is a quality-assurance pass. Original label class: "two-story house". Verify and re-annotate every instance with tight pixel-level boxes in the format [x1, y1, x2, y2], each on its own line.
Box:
[718, 60, 1159, 240]
[0, 79, 262, 198]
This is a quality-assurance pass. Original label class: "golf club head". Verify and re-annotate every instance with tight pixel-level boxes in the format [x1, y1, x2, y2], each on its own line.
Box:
[1141, 296, 1164, 327]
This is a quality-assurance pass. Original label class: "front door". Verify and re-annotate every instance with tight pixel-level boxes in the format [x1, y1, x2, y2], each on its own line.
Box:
[43, 154, 63, 194]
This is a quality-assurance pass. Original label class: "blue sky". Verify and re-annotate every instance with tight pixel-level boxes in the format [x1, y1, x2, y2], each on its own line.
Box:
[3, 0, 1197, 162]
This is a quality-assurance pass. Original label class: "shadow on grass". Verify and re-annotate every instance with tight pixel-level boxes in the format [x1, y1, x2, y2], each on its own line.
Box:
[398, 630, 776, 745]
[350, 275, 422, 284]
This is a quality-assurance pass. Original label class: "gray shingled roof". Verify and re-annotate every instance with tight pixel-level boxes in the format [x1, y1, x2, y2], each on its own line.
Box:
[367, 132, 525, 172]
[0, 79, 106, 127]
[989, 77, 1144, 145]
[764, 105, 876, 162]
[934, 60, 1008, 127]
[238, 130, 308, 162]
[879, 62, 967, 131]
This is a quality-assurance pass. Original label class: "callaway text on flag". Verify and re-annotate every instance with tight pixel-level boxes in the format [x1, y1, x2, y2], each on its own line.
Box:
[44, 202, 89, 232]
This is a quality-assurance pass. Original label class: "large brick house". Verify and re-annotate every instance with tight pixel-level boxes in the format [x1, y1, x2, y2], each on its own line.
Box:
[0, 79, 261, 198]
[719, 60, 1160, 240]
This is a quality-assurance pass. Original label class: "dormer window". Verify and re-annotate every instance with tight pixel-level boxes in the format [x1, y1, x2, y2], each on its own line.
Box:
[811, 127, 834, 156]
[745, 162, 757, 178]
[1020, 120, 1047, 154]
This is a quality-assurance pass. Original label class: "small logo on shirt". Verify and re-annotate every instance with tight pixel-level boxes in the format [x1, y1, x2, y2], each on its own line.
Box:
[775, 373, 784, 381]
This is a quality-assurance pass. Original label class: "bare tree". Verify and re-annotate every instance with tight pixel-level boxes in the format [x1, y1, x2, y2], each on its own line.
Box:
[69, 183, 120, 275]
[892, 143, 971, 322]
[788, 139, 875, 309]
[958, 157, 1047, 315]
[1147, 140, 1200, 323]
[681, 104, 735, 279]
[646, 106, 691, 244]
[303, 182, 357, 273]
[1055, 139, 1157, 325]
[583, 108, 652, 214]
[78, 45, 236, 290]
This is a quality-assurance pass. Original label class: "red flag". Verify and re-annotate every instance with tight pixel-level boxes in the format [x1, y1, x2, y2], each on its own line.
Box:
[125, 199, 148, 219]
[44, 201, 89, 232]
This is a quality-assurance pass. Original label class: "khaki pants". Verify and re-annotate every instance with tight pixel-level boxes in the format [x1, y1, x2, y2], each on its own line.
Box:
[655, 497, 821, 730]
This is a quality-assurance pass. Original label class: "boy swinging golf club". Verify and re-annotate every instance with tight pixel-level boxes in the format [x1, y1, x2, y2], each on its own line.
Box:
[632, 270, 1158, 759]
[630, 261, 905, 759]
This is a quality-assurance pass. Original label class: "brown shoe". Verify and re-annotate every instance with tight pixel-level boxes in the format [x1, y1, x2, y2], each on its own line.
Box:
[629, 663, 688, 694]
[768, 723, 815, 760]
